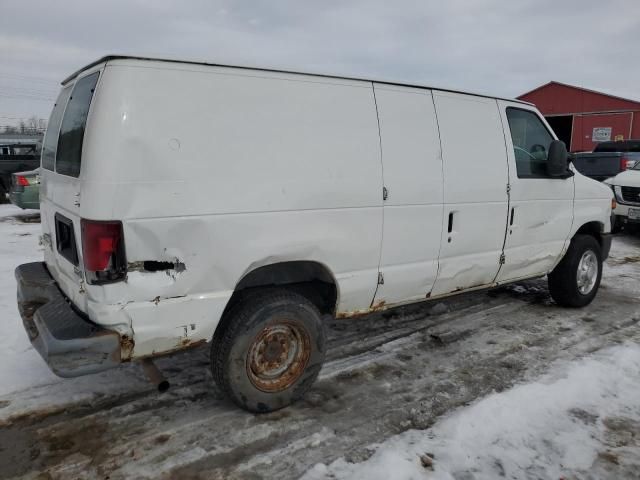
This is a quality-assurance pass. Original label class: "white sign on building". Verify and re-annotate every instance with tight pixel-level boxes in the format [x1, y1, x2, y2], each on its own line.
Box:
[592, 127, 612, 142]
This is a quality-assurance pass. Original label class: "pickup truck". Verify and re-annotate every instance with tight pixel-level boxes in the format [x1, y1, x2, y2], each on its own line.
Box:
[605, 160, 640, 232]
[0, 142, 40, 201]
[571, 140, 640, 182]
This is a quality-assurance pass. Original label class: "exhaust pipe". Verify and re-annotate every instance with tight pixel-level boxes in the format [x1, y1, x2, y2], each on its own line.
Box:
[140, 358, 170, 393]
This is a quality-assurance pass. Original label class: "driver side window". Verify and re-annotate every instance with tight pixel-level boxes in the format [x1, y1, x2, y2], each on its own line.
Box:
[506, 108, 554, 178]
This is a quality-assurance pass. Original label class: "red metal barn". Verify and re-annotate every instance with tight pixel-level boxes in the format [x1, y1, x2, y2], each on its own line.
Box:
[518, 81, 640, 152]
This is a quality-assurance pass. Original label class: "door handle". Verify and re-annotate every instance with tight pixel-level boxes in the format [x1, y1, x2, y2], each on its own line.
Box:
[447, 211, 455, 243]
[510, 207, 515, 226]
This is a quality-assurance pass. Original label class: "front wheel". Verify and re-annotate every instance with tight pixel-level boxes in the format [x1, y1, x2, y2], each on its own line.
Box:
[211, 289, 325, 413]
[548, 234, 602, 308]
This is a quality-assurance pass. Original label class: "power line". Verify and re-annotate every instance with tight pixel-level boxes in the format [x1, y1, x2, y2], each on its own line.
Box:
[0, 72, 58, 84]
[0, 89, 58, 99]
[1, 85, 58, 93]
[0, 93, 55, 102]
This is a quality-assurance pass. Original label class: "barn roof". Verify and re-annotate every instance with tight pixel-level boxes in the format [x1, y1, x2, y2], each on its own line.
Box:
[518, 81, 640, 106]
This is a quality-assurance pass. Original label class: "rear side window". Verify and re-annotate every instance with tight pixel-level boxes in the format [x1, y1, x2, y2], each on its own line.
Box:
[56, 72, 100, 177]
[506, 108, 554, 178]
[41, 86, 72, 171]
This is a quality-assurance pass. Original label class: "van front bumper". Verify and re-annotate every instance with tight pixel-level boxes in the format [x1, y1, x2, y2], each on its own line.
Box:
[15, 262, 121, 377]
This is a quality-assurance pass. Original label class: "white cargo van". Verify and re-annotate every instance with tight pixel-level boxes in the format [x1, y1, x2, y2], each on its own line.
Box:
[16, 56, 614, 412]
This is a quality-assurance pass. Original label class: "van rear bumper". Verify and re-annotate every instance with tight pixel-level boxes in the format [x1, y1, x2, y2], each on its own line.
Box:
[15, 262, 121, 377]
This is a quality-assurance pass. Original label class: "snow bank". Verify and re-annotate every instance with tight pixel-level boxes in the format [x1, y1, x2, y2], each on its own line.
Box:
[303, 343, 640, 479]
[0, 205, 59, 395]
[0, 205, 152, 419]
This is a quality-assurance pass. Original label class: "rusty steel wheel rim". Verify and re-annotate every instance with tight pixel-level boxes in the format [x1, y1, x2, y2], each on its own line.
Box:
[246, 320, 311, 393]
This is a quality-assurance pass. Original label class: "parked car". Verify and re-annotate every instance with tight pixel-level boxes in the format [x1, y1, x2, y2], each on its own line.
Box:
[572, 140, 640, 181]
[9, 169, 40, 209]
[0, 142, 40, 202]
[605, 161, 640, 232]
[15, 56, 614, 413]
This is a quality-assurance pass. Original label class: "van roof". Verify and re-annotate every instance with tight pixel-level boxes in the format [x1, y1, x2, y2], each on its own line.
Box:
[63, 55, 533, 106]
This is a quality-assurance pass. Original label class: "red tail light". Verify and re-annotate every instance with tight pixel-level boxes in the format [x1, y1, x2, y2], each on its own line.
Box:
[16, 175, 29, 186]
[621, 156, 629, 170]
[81, 219, 126, 284]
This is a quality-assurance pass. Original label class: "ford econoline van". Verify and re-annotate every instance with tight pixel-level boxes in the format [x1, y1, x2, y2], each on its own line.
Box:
[16, 56, 614, 412]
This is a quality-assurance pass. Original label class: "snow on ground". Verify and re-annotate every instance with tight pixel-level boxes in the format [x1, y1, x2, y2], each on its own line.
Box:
[303, 343, 640, 480]
[0, 205, 151, 419]
[0, 204, 53, 395]
[0, 202, 638, 479]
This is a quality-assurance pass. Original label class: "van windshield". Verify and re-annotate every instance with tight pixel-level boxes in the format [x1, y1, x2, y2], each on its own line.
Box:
[55, 72, 100, 177]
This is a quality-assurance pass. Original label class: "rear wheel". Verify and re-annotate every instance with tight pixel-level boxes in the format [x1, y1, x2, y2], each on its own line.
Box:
[548, 234, 602, 308]
[211, 289, 325, 413]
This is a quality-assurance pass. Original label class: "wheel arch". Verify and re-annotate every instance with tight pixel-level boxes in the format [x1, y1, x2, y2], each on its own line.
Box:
[574, 220, 606, 248]
[220, 260, 339, 323]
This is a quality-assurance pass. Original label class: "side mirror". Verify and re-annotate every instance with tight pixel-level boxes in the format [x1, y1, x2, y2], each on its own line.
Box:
[547, 140, 573, 178]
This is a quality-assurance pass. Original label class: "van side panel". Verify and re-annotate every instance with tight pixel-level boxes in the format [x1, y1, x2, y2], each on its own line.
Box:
[431, 92, 509, 295]
[371, 85, 444, 305]
[82, 62, 383, 356]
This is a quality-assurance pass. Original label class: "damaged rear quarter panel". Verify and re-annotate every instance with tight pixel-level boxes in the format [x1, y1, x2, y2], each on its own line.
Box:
[117, 208, 382, 357]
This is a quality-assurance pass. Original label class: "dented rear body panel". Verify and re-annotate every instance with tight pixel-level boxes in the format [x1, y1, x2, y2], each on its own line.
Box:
[18, 56, 614, 377]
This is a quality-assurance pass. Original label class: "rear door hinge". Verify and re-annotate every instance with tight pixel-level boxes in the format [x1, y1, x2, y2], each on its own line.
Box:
[506, 184, 511, 194]
[383, 186, 388, 201]
[377, 272, 385, 285]
[499, 253, 506, 265]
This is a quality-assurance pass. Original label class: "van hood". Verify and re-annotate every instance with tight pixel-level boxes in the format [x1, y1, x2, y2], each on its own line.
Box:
[605, 169, 640, 187]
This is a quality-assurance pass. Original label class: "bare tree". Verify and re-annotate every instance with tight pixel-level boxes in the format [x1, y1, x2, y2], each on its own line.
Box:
[27, 116, 39, 134]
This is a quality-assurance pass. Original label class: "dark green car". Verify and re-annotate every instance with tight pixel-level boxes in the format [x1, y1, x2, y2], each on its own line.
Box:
[9, 169, 40, 210]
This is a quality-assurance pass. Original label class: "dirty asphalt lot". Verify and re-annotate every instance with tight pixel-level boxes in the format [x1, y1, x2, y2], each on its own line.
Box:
[0, 208, 639, 480]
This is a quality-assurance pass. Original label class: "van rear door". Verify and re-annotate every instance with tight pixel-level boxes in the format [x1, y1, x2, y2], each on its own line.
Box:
[40, 70, 101, 300]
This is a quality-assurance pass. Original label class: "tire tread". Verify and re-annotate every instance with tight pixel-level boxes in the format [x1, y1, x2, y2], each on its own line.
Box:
[548, 234, 602, 308]
[211, 288, 323, 411]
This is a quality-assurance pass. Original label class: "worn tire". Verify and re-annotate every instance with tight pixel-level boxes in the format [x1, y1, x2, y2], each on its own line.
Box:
[548, 234, 602, 308]
[211, 288, 325, 413]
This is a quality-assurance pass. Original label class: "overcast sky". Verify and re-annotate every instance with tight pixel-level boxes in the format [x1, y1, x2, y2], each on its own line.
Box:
[1, 0, 639, 127]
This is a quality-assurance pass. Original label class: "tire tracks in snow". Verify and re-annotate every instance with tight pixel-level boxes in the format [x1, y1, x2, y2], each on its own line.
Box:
[1, 237, 640, 479]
